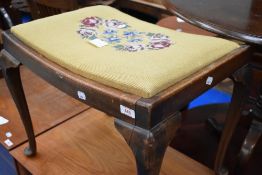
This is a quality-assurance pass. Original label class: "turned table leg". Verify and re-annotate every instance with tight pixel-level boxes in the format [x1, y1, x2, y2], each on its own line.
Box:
[115, 113, 181, 175]
[0, 50, 36, 156]
[235, 119, 262, 174]
[214, 68, 249, 175]
[235, 83, 262, 174]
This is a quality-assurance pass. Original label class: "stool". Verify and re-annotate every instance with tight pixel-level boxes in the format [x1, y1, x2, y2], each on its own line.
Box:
[0, 6, 249, 175]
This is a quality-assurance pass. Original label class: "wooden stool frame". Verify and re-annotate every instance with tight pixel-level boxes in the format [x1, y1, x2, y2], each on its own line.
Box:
[0, 31, 250, 175]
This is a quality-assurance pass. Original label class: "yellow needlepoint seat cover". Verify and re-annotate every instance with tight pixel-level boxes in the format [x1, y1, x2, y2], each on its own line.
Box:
[11, 6, 239, 98]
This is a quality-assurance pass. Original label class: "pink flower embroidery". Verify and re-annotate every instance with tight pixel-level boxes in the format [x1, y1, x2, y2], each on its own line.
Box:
[77, 16, 173, 52]
[81, 17, 101, 27]
[148, 40, 172, 50]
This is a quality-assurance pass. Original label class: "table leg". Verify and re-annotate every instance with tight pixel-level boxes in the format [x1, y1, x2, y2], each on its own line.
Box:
[0, 51, 36, 156]
[234, 80, 262, 174]
[235, 119, 262, 174]
[214, 68, 249, 175]
[115, 113, 181, 175]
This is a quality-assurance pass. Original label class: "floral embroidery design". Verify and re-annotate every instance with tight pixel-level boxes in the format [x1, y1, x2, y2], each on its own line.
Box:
[104, 19, 128, 29]
[77, 28, 97, 40]
[114, 44, 145, 52]
[81, 17, 102, 27]
[77, 16, 173, 52]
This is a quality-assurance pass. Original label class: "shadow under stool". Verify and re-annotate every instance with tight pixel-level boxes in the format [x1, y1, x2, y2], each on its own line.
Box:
[0, 5, 250, 175]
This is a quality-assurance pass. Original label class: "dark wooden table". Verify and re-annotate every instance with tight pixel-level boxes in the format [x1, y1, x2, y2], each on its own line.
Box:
[162, 0, 262, 175]
[163, 0, 262, 45]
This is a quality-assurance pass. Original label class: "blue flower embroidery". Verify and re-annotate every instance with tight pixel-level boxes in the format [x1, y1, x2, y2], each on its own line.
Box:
[105, 36, 121, 43]
[128, 38, 143, 43]
[103, 29, 117, 35]
[77, 16, 173, 52]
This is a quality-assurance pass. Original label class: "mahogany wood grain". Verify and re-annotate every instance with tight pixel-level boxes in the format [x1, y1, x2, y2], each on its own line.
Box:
[1, 30, 250, 174]
[0, 66, 88, 150]
[214, 68, 250, 175]
[163, 0, 262, 45]
[161, 1, 262, 174]
[115, 113, 181, 175]
[11, 108, 215, 175]
[235, 119, 262, 175]
[27, 0, 79, 19]
[78, 0, 117, 6]
[1, 51, 37, 156]
[2, 31, 250, 129]
[157, 16, 216, 36]
[28, 0, 118, 19]
[233, 62, 262, 174]
[0, 6, 252, 171]
[2, 32, 141, 125]
[135, 46, 250, 129]
[116, 0, 171, 20]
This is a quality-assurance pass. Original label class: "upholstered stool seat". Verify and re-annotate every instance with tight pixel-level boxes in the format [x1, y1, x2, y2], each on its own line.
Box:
[11, 6, 239, 98]
[1, 5, 249, 175]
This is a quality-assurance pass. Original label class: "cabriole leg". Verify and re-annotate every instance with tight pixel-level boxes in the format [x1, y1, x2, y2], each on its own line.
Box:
[0, 50, 36, 156]
[115, 113, 181, 175]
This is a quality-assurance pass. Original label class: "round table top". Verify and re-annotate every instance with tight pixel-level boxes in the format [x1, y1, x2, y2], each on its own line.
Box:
[163, 0, 262, 45]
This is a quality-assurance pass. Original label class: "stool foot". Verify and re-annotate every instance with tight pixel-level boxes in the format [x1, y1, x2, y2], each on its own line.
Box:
[24, 147, 36, 157]
[0, 50, 36, 156]
[115, 113, 181, 175]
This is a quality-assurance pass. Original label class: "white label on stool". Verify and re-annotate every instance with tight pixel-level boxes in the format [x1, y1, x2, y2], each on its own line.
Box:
[5, 132, 12, 138]
[89, 38, 108, 48]
[206, 77, 214, 85]
[120, 105, 135, 119]
[176, 28, 183, 32]
[177, 17, 185, 23]
[4, 139, 13, 147]
[0, 116, 9, 125]
[77, 91, 86, 100]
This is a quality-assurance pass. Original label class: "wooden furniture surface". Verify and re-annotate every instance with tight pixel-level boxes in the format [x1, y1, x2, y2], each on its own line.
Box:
[0, 66, 89, 150]
[0, 3, 253, 173]
[143, 0, 162, 4]
[157, 16, 216, 36]
[116, 0, 171, 20]
[28, 0, 118, 19]
[0, 24, 250, 174]
[27, 0, 79, 19]
[162, 1, 262, 175]
[0, 66, 214, 175]
[163, 0, 262, 45]
[78, 0, 117, 6]
[0, 0, 21, 26]
[11, 108, 215, 175]
[0, 6, 14, 78]
[2, 32, 249, 128]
